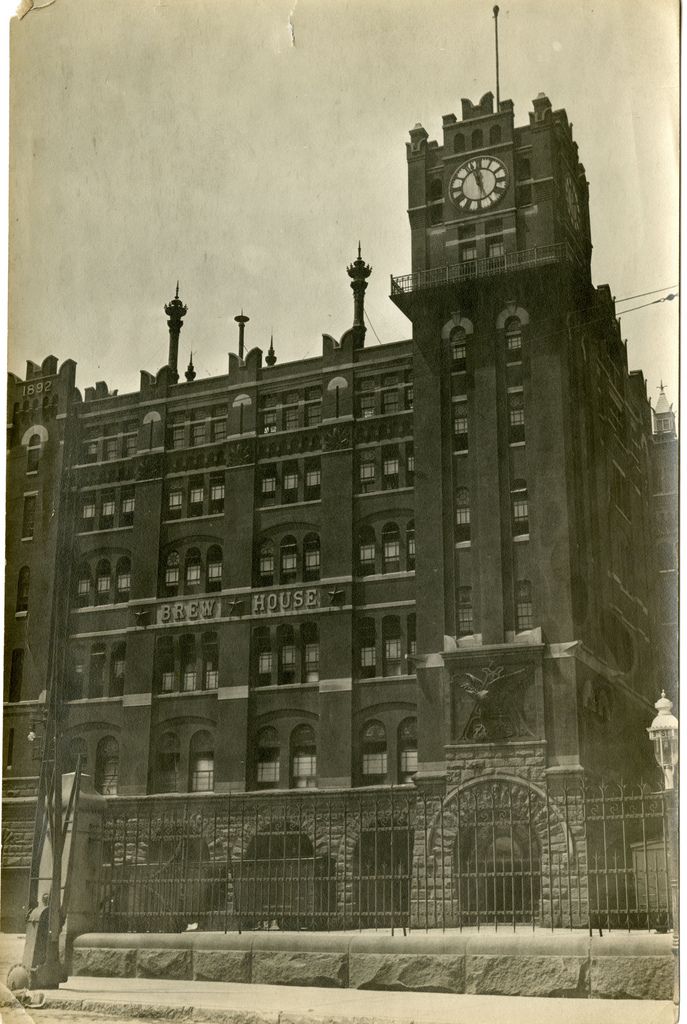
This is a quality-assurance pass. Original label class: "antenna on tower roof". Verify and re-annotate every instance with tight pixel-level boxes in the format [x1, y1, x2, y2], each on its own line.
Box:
[493, 6, 501, 109]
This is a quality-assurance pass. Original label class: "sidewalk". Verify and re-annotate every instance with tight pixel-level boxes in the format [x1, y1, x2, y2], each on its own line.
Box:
[0, 975, 677, 1024]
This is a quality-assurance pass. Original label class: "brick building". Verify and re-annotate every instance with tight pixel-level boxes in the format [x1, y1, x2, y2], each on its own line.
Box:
[2, 90, 676, 932]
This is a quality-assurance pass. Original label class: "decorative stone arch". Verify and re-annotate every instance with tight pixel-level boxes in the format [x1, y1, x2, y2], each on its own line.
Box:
[412, 773, 586, 928]
[496, 303, 530, 329]
[440, 314, 474, 340]
[21, 424, 49, 446]
[327, 375, 348, 392]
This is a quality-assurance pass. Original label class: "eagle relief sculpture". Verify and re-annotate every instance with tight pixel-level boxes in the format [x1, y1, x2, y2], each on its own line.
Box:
[458, 661, 533, 741]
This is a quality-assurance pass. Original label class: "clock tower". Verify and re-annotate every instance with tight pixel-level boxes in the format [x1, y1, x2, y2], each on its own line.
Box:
[391, 89, 658, 885]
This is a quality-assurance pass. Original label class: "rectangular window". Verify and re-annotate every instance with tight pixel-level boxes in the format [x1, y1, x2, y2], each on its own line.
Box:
[168, 491, 183, 512]
[281, 644, 296, 669]
[258, 651, 272, 676]
[452, 339, 467, 370]
[305, 643, 319, 683]
[304, 403, 322, 427]
[508, 392, 525, 443]
[400, 748, 418, 775]
[170, 424, 185, 449]
[512, 499, 529, 535]
[104, 438, 118, 461]
[161, 671, 175, 693]
[458, 588, 474, 635]
[284, 406, 299, 431]
[359, 455, 376, 493]
[454, 405, 469, 452]
[212, 419, 227, 442]
[383, 537, 400, 569]
[186, 563, 201, 584]
[97, 575, 111, 594]
[358, 394, 376, 419]
[262, 410, 277, 434]
[487, 238, 505, 258]
[123, 434, 137, 457]
[84, 440, 99, 463]
[304, 548, 320, 574]
[360, 645, 376, 669]
[22, 495, 37, 538]
[116, 571, 131, 594]
[292, 753, 316, 783]
[189, 486, 204, 506]
[209, 481, 225, 512]
[183, 668, 197, 692]
[281, 548, 297, 574]
[382, 454, 400, 488]
[363, 751, 388, 777]
[406, 446, 415, 484]
[191, 422, 206, 446]
[305, 464, 321, 499]
[101, 498, 116, 519]
[81, 498, 96, 521]
[359, 542, 375, 574]
[205, 668, 219, 689]
[381, 390, 399, 414]
[384, 638, 402, 675]
[261, 474, 277, 502]
[257, 757, 279, 784]
[165, 565, 179, 586]
[77, 577, 90, 596]
[259, 551, 274, 577]
[207, 561, 222, 581]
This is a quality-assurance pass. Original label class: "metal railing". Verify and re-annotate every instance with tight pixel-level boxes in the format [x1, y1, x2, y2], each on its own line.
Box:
[95, 778, 673, 935]
[390, 243, 571, 296]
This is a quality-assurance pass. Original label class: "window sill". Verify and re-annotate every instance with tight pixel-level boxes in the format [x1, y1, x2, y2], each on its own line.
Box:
[509, 440, 526, 448]
[163, 512, 224, 525]
[66, 695, 124, 705]
[455, 541, 471, 549]
[71, 600, 131, 613]
[259, 498, 321, 511]
[355, 570, 415, 582]
[513, 533, 530, 543]
[355, 673, 416, 684]
[76, 525, 134, 536]
[252, 682, 319, 693]
[15, 610, 28, 619]
[156, 689, 219, 699]
[354, 486, 414, 498]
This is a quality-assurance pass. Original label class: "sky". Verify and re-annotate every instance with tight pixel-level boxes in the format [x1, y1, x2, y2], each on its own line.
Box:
[7, 0, 679, 411]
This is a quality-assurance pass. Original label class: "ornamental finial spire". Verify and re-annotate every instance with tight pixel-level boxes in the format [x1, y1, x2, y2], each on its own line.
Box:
[346, 244, 372, 349]
[266, 332, 277, 367]
[164, 283, 188, 380]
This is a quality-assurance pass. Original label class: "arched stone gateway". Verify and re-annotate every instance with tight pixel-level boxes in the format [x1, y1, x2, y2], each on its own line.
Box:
[410, 776, 588, 929]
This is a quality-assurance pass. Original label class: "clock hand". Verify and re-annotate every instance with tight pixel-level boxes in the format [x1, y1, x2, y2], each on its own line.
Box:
[474, 168, 485, 195]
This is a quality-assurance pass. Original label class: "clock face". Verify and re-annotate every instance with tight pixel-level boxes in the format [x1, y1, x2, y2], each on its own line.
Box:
[449, 156, 509, 212]
[565, 174, 580, 228]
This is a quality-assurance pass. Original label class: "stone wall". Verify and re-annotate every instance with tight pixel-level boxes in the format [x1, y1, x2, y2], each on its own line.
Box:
[70, 930, 674, 1000]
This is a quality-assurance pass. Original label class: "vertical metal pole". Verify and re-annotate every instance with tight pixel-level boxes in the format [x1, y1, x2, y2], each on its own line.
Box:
[493, 6, 501, 108]
[439, 791, 446, 932]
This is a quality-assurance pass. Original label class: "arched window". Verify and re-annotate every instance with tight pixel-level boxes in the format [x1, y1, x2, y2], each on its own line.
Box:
[489, 124, 502, 145]
[16, 566, 30, 613]
[253, 626, 272, 687]
[505, 316, 523, 362]
[256, 727, 280, 789]
[258, 540, 274, 586]
[110, 642, 126, 696]
[303, 533, 321, 582]
[302, 622, 319, 683]
[76, 562, 92, 607]
[185, 548, 202, 588]
[455, 487, 471, 542]
[202, 632, 219, 689]
[66, 736, 87, 773]
[95, 559, 112, 605]
[471, 128, 483, 149]
[164, 549, 180, 591]
[180, 635, 197, 691]
[450, 326, 467, 371]
[359, 526, 376, 576]
[280, 535, 298, 583]
[406, 520, 415, 571]
[156, 732, 180, 793]
[89, 642, 106, 698]
[290, 724, 316, 789]
[381, 523, 401, 573]
[156, 636, 175, 692]
[189, 730, 214, 793]
[453, 133, 465, 154]
[95, 736, 120, 795]
[361, 720, 387, 784]
[398, 718, 418, 783]
[508, 391, 525, 443]
[26, 432, 42, 473]
[516, 579, 533, 631]
[278, 624, 296, 685]
[115, 557, 131, 602]
[457, 586, 474, 636]
[382, 616, 402, 676]
[206, 545, 223, 592]
[358, 618, 376, 679]
[511, 479, 529, 536]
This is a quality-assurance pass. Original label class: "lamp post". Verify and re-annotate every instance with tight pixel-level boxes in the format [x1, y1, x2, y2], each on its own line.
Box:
[647, 690, 679, 1004]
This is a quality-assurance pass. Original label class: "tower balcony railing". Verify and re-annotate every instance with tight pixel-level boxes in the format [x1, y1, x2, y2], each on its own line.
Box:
[390, 242, 572, 296]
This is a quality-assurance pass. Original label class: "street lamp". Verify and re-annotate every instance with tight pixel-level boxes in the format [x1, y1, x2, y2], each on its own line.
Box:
[647, 690, 678, 1004]
[647, 690, 679, 790]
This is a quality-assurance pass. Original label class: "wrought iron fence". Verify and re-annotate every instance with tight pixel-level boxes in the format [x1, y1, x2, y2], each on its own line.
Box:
[95, 779, 673, 935]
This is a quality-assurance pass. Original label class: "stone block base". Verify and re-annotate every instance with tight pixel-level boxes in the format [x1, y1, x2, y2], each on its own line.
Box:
[136, 947, 193, 980]
[193, 950, 251, 983]
[590, 955, 675, 1000]
[349, 952, 464, 993]
[72, 946, 136, 978]
[465, 954, 587, 997]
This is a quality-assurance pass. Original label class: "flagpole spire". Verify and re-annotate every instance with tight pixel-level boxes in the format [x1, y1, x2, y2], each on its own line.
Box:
[493, 6, 501, 109]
